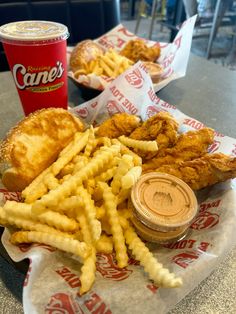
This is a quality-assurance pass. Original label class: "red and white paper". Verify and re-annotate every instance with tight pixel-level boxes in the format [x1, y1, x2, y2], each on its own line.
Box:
[68, 15, 197, 92]
[1, 61, 236, 314]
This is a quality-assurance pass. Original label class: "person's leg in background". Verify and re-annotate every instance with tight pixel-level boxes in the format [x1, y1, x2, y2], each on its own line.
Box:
[182, 0, 198, 17]
[166, 0, 177, 23]
[197, 0, 216, 18]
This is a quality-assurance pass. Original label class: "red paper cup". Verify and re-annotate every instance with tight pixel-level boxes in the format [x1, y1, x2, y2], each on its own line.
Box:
[0, 20, 69, 115]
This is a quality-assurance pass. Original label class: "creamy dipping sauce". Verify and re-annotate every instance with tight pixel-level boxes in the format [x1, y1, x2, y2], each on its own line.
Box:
[131, 172, 198, 244]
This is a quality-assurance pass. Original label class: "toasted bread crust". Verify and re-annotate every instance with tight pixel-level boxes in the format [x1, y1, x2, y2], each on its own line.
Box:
[69, 40, 104, 72]
[0, 108, 84, 191]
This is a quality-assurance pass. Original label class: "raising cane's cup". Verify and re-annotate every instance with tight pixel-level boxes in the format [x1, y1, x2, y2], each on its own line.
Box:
[0, 20, 69, 115]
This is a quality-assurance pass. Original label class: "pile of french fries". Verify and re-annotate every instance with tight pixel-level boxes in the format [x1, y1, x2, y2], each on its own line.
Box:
[0, 127, 182, 294]
[74, 49, 134, 79]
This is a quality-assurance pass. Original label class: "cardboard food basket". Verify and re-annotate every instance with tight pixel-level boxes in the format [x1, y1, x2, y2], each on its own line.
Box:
[68, 16, 197, 93]
[1, 59, 236, 314]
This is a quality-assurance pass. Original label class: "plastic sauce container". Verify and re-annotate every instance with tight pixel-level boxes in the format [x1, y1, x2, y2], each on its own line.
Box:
[131, 172, 198, 244]
[0, 20, 69, 115]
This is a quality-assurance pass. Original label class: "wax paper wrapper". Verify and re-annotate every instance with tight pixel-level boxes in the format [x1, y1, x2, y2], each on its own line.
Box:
[68, 15, 197, 93]
[1, 61, 236, 314]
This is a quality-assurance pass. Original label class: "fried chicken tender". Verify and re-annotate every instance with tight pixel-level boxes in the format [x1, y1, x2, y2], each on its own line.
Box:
[143, 128, 215, 172]
[97, 113, 140, 138]
[120, 39, 161, 63]
[130, 112, 179, 149]
[154, 153, 236, 190]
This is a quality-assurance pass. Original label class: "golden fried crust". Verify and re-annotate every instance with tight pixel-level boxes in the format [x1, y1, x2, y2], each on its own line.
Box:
[120, 39, 161, 63]
[154, 153, 236, 190]
[130, 112, 179, 149]
[69, 40, 104, 72]
[0, 108, 84, 191]
[142, 127, 215, 171]
[97, 113, 140, 138]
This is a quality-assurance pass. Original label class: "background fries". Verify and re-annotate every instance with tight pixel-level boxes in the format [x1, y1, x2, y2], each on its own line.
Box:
[74, 48, 134, 79]
[0, 118, 182, 295]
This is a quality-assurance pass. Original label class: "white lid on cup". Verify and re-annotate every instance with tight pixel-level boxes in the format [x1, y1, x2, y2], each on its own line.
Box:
[0, 20, 69, 43]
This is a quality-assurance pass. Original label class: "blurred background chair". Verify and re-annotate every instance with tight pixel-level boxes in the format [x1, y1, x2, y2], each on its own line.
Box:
[0, 0, 120, 71]
[135, 0, 166, 39]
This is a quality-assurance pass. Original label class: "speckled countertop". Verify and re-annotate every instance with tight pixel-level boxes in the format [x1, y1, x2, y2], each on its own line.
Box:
[0, 54, 236, 313]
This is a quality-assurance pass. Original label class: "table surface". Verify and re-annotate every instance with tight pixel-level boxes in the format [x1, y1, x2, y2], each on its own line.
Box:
[0, 54, 236, 314]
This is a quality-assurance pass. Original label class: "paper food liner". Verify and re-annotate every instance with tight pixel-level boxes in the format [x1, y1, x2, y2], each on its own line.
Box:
[68, 15, 197, 93]
[2, 61, 236, 314]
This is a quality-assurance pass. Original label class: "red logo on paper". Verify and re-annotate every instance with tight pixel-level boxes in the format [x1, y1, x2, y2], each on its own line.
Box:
[106, 100, 124, 116]
[117, 26, 135, 38]
[96, 253, 132, 281]
[172, 250, 200, 268]
[147, 284, 159, 293]
[232, 144, 236, 156]
[76, 107, 89, 119]
[191, 211, 219, 230]
[91, 101, 98, 108]
[208, 140, 220, 153]
[146, 105, 164, 118]
[0, 189, 21, 202]
[125, 69, 144, 89]
[18, 243, 56, 253]
[45, 293, 81, 314]
[98, 34, 126, 49]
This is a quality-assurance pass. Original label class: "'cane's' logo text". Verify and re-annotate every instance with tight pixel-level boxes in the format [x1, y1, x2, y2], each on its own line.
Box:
[12, 61, 64, 91]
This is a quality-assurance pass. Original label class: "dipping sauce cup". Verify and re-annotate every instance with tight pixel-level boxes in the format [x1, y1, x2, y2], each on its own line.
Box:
[131, 172, 198, 244]
[0, 20, 69, 115]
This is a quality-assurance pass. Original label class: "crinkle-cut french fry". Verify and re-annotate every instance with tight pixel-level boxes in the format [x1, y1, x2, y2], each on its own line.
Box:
[100, 216, 112, 235]
[95, 166, 117, 183]
[45, 173, 59, 190]
[24, 182, 48, 204]
[96, 234, 113, 253]
[72, 156, 89, 174]
[74, 69, 87, 78]
[96, 206, 106, 219]
[117, 188, 131, 205]
[59, 174, 72, 184]
[76, 186, 101, 242]
[85, 178, 96, 190]
[32, 144, 120, 214]
[0, 207, 8, 225]
[51, 195, 84, 215]
[77, 213, 92, 244]
[59, 162, 75, 177]
[22, 168, 50, 203]
[118, 135, 158, 152]
[118, 208, 133, 220]
[3, 201, 79, 232]
[58, 132, 83, 157]
[10, 231, 90, 261]
[96, 137, 111, 147]
[99, 182, 128, 268]
[39, 211, 79, 232]
[92, 185, 104, 202]
[0, 207, 74, 237]
[111, 154, 134, 194]
[84, 126, 96, 158]
[118, 216, 129, 230]
[111, 139, 142, 166]
[121, 166, 142, 190]
[80, 247, 96, 294]
[52, 130, 89, 175]
[124, 226, 183, 288]
[22, 133, 87, 203]
[77, 213, 97, 294]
